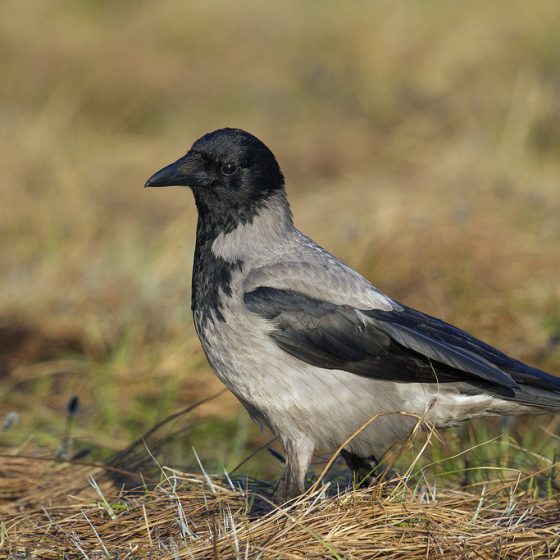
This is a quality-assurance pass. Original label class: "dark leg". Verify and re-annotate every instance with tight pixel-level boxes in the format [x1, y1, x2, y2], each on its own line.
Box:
[272, 435, 314, 504]
[341, 450, 382, 486]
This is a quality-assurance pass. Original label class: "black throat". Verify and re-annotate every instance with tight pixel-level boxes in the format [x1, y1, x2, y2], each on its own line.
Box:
[190, 194, 255, 330]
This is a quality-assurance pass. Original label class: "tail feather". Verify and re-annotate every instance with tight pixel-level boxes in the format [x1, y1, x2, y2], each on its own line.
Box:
[512, 384, 560, 410]
[505, 363, 560, 409]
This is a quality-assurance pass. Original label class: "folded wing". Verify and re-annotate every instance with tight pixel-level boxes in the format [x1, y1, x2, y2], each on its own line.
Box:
[244, 286, 560, 401]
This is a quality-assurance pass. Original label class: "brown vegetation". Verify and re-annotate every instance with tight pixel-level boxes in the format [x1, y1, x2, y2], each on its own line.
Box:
[3, 446, 560, 559]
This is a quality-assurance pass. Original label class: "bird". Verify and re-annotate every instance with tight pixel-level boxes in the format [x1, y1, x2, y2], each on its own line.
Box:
[145, 128, 560, 503]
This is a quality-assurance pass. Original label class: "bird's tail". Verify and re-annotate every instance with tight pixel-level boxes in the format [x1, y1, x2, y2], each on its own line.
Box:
[508, 363, 560, 410]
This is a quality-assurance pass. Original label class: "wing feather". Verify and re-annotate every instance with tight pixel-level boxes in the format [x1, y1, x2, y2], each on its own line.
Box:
[244, 287, 560, 396]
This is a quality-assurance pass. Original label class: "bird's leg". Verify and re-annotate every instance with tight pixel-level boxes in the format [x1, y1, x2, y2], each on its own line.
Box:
[272, 435, 314, 504]
[341, 450, 383, 487]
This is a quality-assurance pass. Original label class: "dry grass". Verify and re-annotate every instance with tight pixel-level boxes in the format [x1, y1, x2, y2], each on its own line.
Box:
[3, 445, 560, 559]
[2, 1, 560, 557]
[1, 0, 559, 456]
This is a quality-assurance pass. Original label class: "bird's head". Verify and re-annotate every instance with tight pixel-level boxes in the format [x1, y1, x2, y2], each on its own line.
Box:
[145, 128, 286, 227]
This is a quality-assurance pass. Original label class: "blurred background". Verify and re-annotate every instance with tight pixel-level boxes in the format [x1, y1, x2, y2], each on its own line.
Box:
[1, 1, 559, 482]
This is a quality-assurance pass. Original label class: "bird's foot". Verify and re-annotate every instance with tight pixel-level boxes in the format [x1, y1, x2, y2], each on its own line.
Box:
[341, 450, 396, 490]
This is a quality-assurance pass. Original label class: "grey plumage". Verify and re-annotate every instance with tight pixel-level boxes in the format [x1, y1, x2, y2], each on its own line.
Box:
[146, 128, 560, 503]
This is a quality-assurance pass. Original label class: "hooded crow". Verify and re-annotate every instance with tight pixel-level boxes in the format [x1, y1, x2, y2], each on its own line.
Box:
[146, 128, 560, 503]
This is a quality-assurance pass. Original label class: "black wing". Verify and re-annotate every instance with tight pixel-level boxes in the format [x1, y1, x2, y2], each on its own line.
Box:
[244, 287, 560, 397]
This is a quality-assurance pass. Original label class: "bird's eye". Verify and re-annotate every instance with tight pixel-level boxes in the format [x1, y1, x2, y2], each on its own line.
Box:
[221, 163, 238, 176]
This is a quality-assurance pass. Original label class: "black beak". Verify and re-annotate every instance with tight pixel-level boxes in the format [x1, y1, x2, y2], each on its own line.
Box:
[145, 151, 208, 188]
